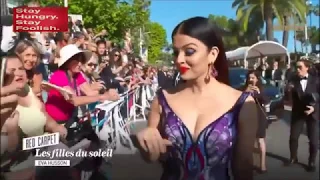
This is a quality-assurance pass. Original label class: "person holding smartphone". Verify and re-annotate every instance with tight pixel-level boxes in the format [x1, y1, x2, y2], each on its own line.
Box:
[1, 54, 67, 180]
[1, 66, 20, 153]
[0, 56, 20, 130]
[0, 84, 19, 130]
[243, 70, 269, 174]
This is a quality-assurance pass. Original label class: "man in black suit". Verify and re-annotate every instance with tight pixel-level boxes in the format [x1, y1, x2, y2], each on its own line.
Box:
[257, 64, 268, 79]
[172, 69, 185, 87]
[157, 66, 172, 89]
[266, 61, 283, 81]
[286, 59, 319, 172]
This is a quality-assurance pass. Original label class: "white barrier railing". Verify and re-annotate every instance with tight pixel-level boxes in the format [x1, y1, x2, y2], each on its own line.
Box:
[91, 84, 156, 155]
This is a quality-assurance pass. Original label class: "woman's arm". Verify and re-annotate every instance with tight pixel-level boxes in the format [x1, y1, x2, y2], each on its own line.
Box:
[97, 65, 105, 74]
[40, 103, 62, 133]
[93, 32, 102, 39]
[254, 92, 270, 105]
[148, 95, 162, 128]
[63, 86, 103, 106]
[71, 95, 106, 106]
[79, 82, 99, 96]
[2, 168, 35, 180]
[232, 96, 258, 180]
[32, 73, 43, 96]
[50, 40, 57, 51]
[1, 111, 20, 152]
[112, 66, 123, 74]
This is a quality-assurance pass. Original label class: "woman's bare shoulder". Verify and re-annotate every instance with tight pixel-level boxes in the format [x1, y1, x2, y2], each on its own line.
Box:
[221, 84, 243, 99]
[162, 84, 185, 96]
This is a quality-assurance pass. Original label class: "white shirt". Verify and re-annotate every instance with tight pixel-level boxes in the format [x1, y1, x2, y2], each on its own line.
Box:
[300, 74, 308, 92]
[1, 26, 15, 52]
[271, 69, 275, 79]
[175, 72, 180, 86]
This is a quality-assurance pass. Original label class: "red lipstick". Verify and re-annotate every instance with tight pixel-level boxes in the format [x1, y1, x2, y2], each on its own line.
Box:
[179, 66, 189, 74]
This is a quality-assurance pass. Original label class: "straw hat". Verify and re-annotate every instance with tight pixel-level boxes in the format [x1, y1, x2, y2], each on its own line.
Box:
[58, 44, 92, 67]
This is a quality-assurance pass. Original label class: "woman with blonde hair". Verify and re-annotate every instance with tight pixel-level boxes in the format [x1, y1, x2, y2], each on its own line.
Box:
[14, 40, 43, 97]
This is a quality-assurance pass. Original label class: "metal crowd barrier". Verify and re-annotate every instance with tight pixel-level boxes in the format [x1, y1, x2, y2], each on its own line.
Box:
[4, 84, 157, 180]
[90, 84, 157, 155]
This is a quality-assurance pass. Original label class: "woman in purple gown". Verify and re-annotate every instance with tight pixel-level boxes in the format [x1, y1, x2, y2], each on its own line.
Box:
[137, 17, 258, 180]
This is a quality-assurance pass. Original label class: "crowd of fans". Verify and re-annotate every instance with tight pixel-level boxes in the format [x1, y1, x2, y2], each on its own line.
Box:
[0, 2, 177, 179]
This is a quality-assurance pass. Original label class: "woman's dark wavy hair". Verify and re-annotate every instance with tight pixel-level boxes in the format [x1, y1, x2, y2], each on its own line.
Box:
[244, 70, 263, 91]
[171, 16, 229, 85]
[109, 48, 122, 67]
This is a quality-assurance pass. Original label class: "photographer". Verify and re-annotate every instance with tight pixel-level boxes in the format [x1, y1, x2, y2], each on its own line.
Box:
[242, 70, 269, 173]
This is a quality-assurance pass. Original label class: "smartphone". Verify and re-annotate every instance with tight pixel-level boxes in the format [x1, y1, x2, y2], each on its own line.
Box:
[0, 57, 7, 88]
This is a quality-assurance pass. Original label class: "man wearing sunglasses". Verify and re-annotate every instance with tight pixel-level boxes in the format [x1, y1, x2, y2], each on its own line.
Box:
[286, 58, 319, 172]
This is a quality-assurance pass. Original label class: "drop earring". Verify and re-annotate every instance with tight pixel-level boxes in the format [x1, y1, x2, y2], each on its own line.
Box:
[212, 66, 218, 77]
[204, 63, 211, 83]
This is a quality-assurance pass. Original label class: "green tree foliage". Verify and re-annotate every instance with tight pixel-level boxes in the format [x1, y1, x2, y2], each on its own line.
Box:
[295, 26, 319, 52]
[295, 30, 306, 52]
[232, 0, 307, 42]
[309, 4, 320, 16]
[309, 26, 320, 52]
[208, 14, 263, 50]
[24, 0, 150, 42]
[158, 52, 173, 65]
[208, 14, 238, 51]
[146, 22, 167, 64]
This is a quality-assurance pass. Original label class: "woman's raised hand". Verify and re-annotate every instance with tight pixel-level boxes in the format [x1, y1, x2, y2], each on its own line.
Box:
[1, 83, 19, 128]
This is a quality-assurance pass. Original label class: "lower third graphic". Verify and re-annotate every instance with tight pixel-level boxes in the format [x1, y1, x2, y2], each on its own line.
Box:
[34, 160, 70, 167]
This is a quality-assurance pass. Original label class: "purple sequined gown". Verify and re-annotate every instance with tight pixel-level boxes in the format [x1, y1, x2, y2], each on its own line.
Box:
[157, 90, 250, 180]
